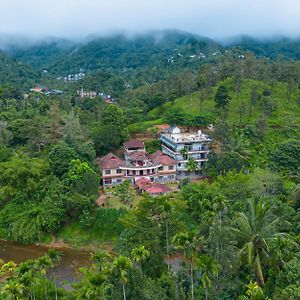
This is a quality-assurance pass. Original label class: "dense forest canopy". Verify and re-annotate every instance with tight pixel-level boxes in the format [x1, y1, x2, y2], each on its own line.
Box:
[0, 30, 299, 299]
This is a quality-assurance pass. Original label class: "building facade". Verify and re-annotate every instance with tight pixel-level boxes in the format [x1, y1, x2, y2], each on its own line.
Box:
[97, 139, 177, 188]
[160, 126, 211, 179]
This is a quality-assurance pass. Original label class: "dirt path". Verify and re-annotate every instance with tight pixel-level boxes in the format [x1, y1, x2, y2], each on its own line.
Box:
[96, 189, 107, 207]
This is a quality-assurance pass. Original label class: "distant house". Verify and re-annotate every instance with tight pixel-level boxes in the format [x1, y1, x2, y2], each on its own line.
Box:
[30, 86, 47, 93]
[77, 89, 97, 99]
[99, 92, 117, 104]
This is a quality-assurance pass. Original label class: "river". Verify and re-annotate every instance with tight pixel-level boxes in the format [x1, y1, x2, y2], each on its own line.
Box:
[0, 240, 92, 289]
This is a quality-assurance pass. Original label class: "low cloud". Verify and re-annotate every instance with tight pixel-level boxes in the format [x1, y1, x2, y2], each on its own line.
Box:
[0, 0, 299, 39]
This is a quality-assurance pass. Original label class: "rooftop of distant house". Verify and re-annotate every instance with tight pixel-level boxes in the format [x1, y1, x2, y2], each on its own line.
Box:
[162, 126, 211, 143]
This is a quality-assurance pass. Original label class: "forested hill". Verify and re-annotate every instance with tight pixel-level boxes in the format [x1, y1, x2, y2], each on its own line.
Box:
[6, 38, 77, 70]
[0, 50, 38, 86]
[227, 35, 300, 60]
[3, 31, 222, 75]
[48, 31, 221, 74]
[2, 31, 300, 87]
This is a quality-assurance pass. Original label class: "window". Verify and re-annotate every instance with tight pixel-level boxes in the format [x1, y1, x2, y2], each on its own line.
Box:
[168, 175, 174, 179]
[168, 165, 174, 170]
[104, 179, 112, 184]
[105, 169, 111, 175]
[158, 166, 163, 171]
[178, 163, 181, 167]
[116, 169, 122, 174]
[116, 179, 122, 183]
[133, 170, 136, 175]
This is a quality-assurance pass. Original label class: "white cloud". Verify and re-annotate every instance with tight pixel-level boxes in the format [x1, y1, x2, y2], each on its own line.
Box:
[0, 0, 299, 38]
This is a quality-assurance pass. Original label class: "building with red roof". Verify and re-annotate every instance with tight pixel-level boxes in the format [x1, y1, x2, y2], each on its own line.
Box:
[97, 139, 177, 188]
[96, 153, 126, 186]
[135, 177, 172, 196]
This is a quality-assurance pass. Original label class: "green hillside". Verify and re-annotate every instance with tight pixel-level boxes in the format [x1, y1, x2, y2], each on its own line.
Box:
[0, 50, 39, 86]
[229, 35, 300, 60]
[148, 78, 300, 165]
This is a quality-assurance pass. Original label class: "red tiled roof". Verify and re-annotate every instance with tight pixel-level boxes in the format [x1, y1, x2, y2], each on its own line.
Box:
[96, 153, 125, 169]
[128, 151, 148, 161]
[155, 124, 170, 132]
[124, 139, 145, 149]
[149, 151, 176, 165]
[144, 183, 172, 195]
[135, 177, 152, 189]
[135, 177, 172, 195]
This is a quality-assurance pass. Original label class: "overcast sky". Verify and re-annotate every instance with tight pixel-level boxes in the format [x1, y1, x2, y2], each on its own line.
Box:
[0, 0, 299, 39]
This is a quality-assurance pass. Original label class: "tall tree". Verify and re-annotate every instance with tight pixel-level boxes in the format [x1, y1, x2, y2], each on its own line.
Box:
[231, 199, 284, 286]
[214, 85, 231, 115]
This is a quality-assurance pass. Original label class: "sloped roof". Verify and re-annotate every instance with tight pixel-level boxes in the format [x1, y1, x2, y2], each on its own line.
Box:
[124, 139, 145, 149]
[168, 126, 181, 134]
[135, 177, 152, 189]
[127, 150, 148, 161]
[96, 153, 125, 169]
[144, 183, 172, 195]
[149, 151, 176, 165]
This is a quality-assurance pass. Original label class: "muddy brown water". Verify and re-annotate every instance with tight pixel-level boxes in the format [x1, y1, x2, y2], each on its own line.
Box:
[0, 240, 92, 289]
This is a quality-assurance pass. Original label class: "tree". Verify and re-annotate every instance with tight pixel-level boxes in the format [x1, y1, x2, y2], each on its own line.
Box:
[195, 255, 219, 300]
[64, 159, 100, 196]
[231, 199, 284, 286]
[186, 157, 199, 174]
[101, 105, 126, 128]
[0, 155, 48, 204]
[205, 151, 247, 177]
[114, 180, 133, 205]
[131, 246, 150, 274]
[173, 230, 200, 300]
[270, 141, 300, 178]
[49, 143, 78, 178]
[275, 253, 300, 299]
[92, 125, 127, 155]
[113, 255, 132, 300]
[214, 85, 231, 112]
[238, 281, 264, 300]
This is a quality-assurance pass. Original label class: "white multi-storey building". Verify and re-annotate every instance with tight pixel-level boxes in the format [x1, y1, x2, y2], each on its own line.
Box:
[160, 126, 211, 179]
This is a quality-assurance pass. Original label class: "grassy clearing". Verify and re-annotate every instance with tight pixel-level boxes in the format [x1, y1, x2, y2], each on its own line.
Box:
[105, 186, 143, 209]
[56, 208, 126, 248]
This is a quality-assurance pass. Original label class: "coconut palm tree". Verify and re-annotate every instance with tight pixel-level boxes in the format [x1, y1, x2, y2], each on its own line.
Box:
[195, 255, 219, 300]
[231, 198, 284, 286]
[131, 246, 150, 274]
[113, 255, 132, 300]
[92, 250, 112, 271]
[173, 230, 199, 300]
